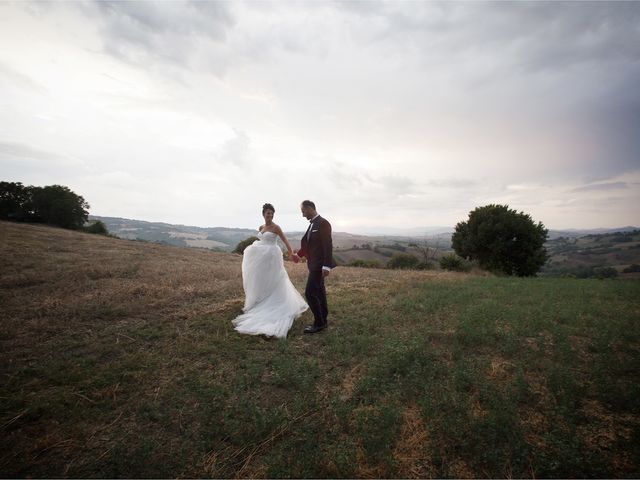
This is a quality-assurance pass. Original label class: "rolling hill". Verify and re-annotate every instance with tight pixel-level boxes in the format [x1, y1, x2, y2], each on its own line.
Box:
[542, 229, 640, 278]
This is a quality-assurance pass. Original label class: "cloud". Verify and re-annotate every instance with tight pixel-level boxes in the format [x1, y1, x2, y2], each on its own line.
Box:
[96, 0, 234, 39]
[329, 1, 640, 183]
[0, 141, 88, 188]
[378, 175, 416, 195]
[0, 62, 47, 94]
[215, 129, 251, 169]
[81, 0, 236, 74]
[572, 182, 629, 193]
[425, 178, 477, 189]
[340, 2, 640, 71]
[0, 141, 62, 162]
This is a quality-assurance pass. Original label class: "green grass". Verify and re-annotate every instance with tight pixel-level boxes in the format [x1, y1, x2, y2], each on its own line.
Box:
[2, 269, 639, 477]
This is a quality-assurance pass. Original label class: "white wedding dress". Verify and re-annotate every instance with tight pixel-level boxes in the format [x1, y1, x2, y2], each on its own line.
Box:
[233, 231, 308, 338]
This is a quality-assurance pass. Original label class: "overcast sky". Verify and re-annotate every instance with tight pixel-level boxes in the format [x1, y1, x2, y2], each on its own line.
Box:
[1, 1, 639, 232]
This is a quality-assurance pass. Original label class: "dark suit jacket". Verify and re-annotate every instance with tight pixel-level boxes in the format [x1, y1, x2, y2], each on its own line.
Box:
[298, 216, 337, 271]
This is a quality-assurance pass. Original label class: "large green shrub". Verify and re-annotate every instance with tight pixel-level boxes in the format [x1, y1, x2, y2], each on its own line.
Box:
[593, 266, 618, 279]
[83, 220, 109, 235]
[452, 204, 548, 276]
[234, 236, 259, 254]
[387, 253, 419, 270]
[439, 254, 471, 272]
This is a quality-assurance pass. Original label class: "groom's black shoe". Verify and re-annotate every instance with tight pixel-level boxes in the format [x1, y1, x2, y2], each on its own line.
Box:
[304, 325, 327, 334]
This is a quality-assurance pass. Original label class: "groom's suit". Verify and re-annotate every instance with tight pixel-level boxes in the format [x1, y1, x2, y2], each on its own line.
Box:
[298, 215, 336, 328]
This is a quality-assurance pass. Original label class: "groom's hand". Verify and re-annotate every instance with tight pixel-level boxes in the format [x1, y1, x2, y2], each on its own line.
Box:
[292, 253, 300, 263]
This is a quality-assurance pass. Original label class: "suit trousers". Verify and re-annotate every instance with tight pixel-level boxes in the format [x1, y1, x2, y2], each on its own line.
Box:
[305, 269, 328, 327]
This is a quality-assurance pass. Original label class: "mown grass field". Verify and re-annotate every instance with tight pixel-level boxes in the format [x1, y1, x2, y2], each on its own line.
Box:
[1, 220, 639, 478]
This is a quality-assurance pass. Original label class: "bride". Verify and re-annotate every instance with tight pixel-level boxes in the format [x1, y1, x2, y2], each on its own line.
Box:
[232, 203, 308, 338]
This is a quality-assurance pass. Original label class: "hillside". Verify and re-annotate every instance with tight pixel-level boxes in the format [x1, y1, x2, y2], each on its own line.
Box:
[93, 216, 640, 274]
[91, 215, 259, 251]
[91, 215, 451, 256]
[542, 229, 640, 278]
[1, 221, 639, 478]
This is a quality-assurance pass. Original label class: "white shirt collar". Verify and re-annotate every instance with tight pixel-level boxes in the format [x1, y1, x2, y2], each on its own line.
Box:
[310, 214, 320, 223]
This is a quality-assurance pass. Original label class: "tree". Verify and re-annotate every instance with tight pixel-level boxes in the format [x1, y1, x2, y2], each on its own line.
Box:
[234, 236, 259, 254]
[452, 204, 548, 276]
[0, 182, 90, 229]
[0, 181, 32, 221]
[409, 237, 441, 268]
[30, 185, 90, 229]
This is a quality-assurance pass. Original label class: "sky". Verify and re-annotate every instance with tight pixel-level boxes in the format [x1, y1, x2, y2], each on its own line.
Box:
[1, 1, 639, 233]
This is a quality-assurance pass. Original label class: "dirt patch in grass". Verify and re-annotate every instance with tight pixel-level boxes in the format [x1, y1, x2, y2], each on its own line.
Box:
[392, 403, 436, 478]
[487, 355, 517, 384]
[579, 399, 637, 450]
[355, 440, 387, 479]
[340, 363, 366, 402]
[447, 458, 475, 478]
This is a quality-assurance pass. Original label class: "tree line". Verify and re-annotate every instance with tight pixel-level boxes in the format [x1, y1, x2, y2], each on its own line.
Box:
[0, 181, 107, 234]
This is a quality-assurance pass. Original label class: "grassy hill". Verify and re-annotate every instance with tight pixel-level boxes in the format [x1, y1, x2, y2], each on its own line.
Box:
[1, 220, 639, 477]
[90, 215, 259, 251]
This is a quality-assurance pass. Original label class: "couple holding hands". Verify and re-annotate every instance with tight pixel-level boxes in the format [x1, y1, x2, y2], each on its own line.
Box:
[232, 200, 336, 338]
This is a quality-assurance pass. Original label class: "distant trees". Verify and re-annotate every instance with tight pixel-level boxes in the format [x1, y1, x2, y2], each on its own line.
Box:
[452, 204, 548, 276]
[623, 264, 640, 273]
[1, 181, 90, 230]
[556, 265, 619, 279]
[591, 266, 618, 279]
[348, 259, 383, 268]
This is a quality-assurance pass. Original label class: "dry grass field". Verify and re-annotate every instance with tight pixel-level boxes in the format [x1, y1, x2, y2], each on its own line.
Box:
[1, 220, 639, 478]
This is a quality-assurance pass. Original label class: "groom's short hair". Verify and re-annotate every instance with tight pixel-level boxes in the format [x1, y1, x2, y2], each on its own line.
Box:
[301, 200, 315, 209]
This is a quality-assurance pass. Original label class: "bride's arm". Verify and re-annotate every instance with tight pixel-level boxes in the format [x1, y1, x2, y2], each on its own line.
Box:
[275, 225, 294, 257]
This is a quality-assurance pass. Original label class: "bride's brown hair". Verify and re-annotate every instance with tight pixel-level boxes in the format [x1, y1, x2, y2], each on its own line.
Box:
[262, 203, 275, 214]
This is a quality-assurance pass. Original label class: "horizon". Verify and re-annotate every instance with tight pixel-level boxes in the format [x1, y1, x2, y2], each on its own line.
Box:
[2, 2, 639, 231]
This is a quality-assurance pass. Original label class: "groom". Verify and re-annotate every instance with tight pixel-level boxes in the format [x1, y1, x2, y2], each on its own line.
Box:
[292, 200, 336, 334]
